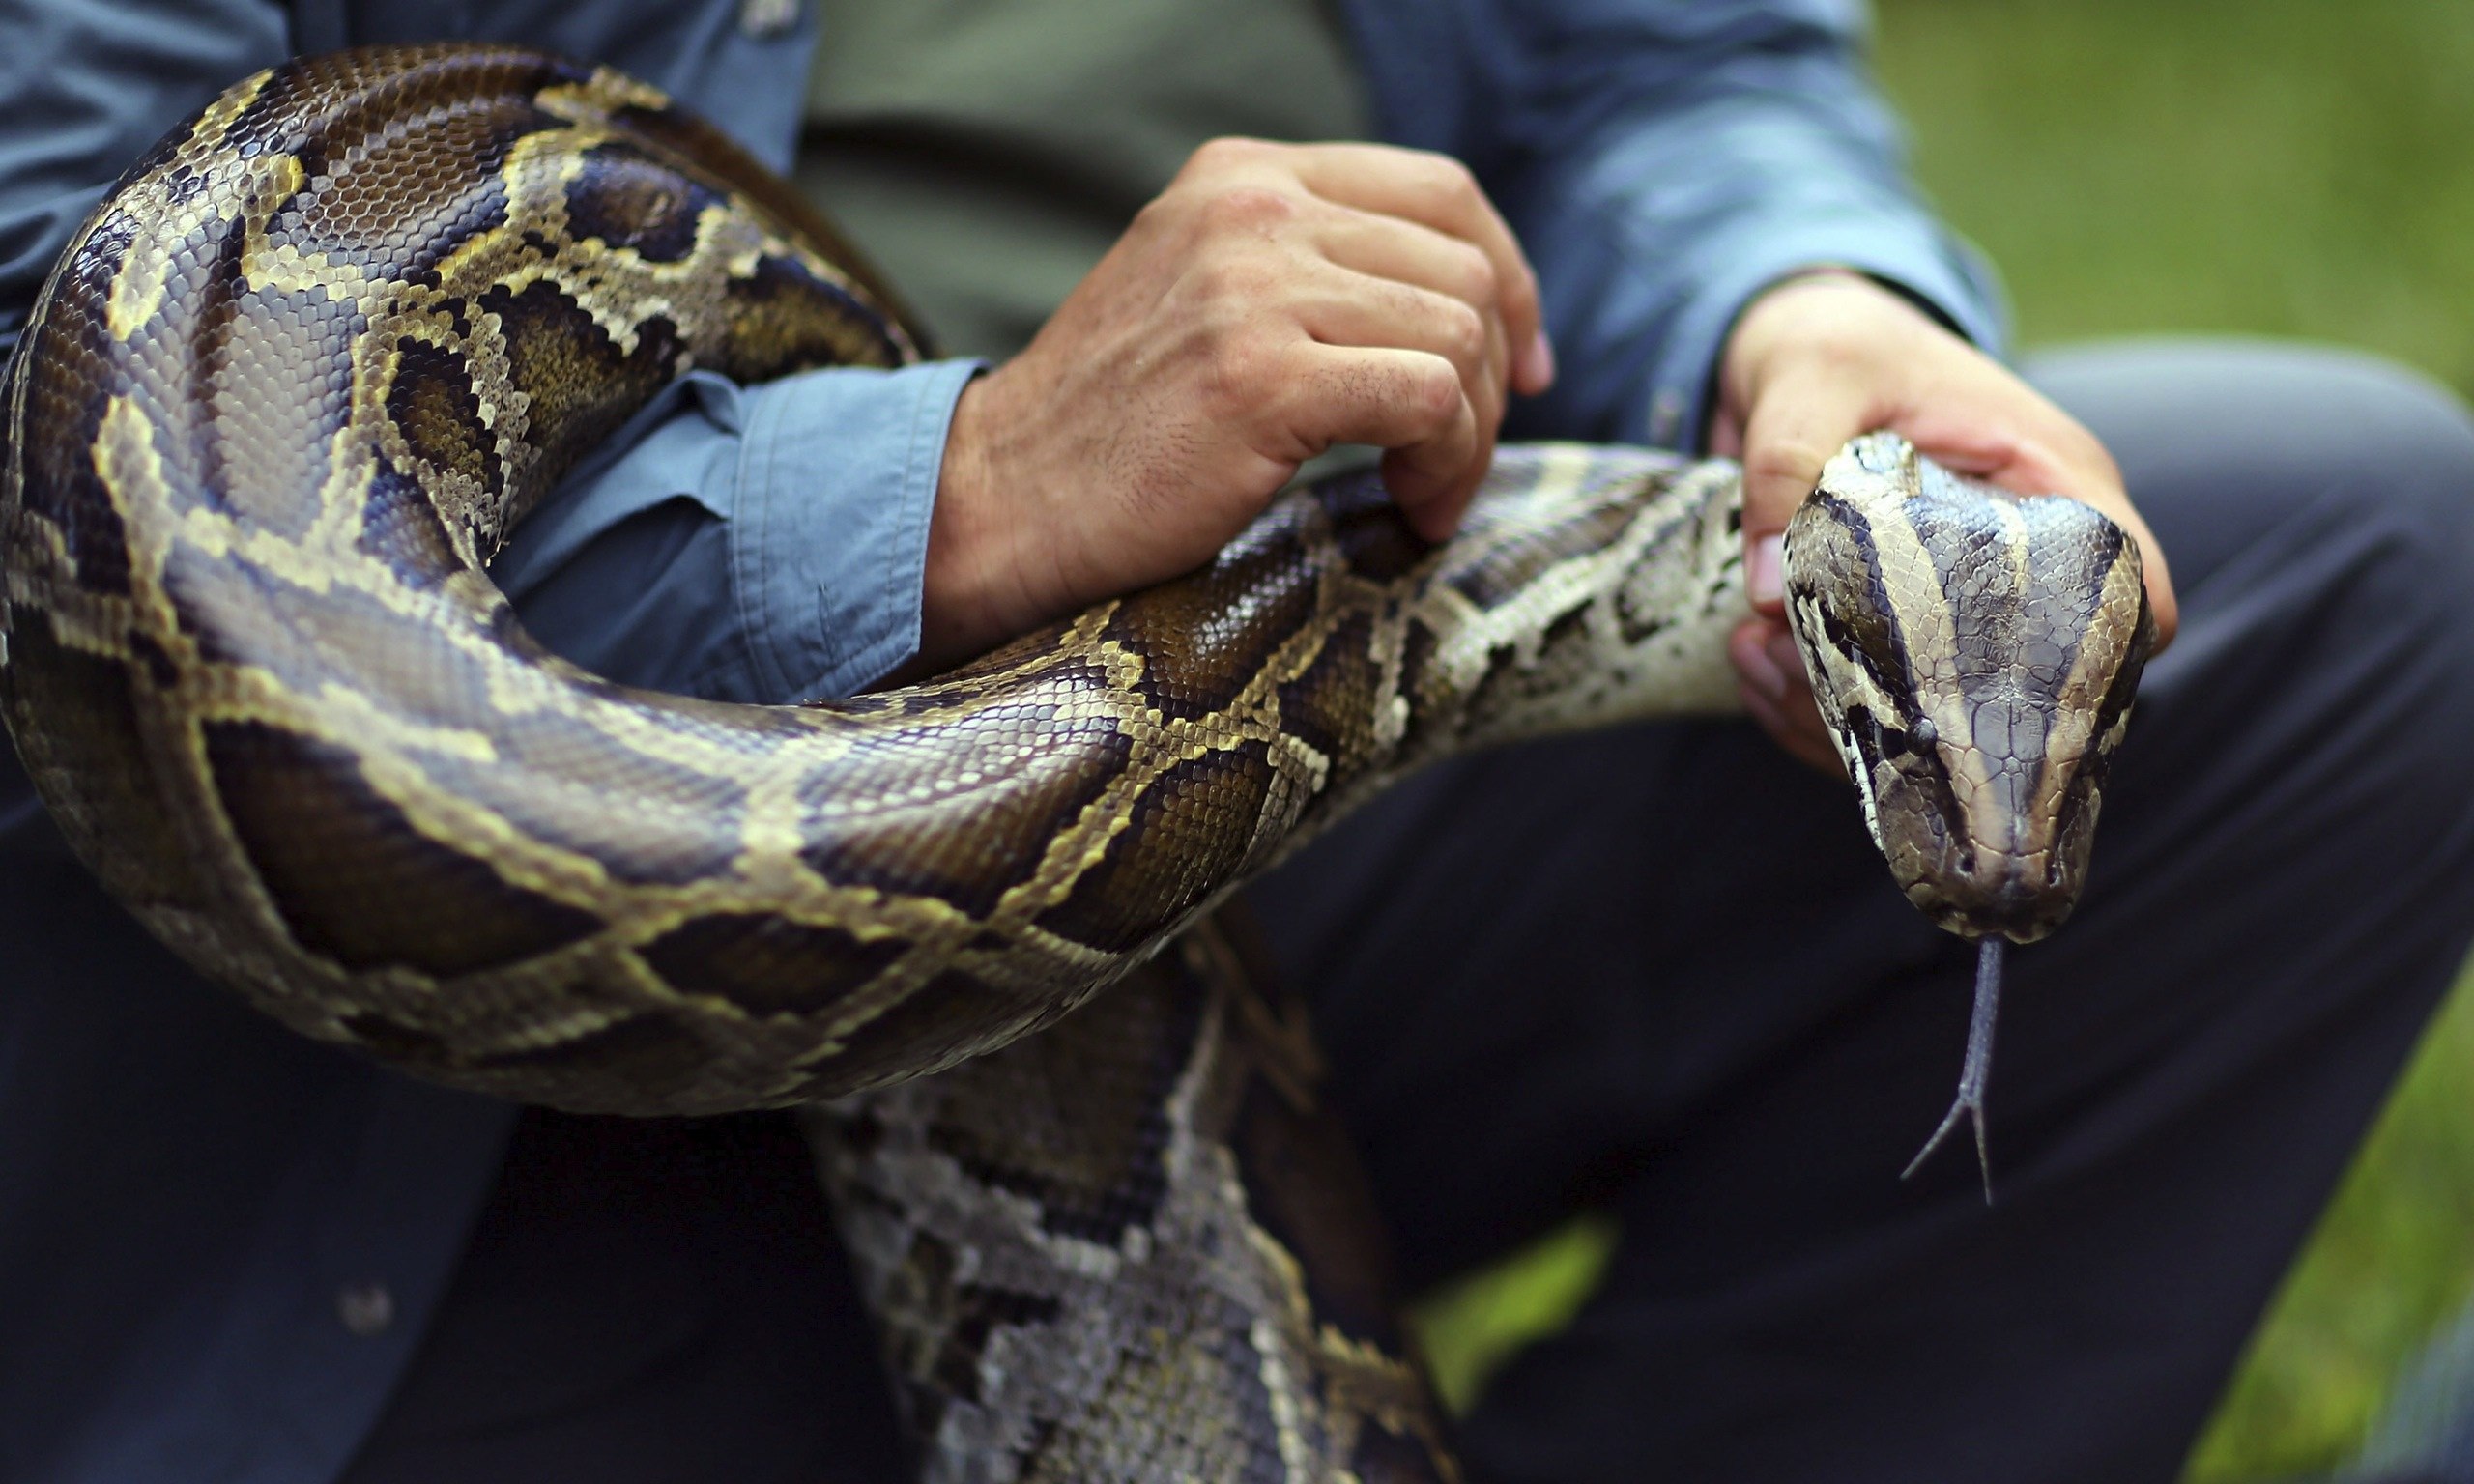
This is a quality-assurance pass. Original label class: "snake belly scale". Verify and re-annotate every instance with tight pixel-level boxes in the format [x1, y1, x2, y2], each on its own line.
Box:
[0, 44, 2150, 1483]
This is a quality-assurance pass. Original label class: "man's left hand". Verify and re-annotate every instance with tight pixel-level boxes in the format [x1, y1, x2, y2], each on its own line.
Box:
[1709, 271, 2180, 773]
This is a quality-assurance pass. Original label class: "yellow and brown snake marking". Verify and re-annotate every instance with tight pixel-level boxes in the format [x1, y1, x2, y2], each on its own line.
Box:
[1783, 435, 2155, 943]
[0, 44, 2149, 1481]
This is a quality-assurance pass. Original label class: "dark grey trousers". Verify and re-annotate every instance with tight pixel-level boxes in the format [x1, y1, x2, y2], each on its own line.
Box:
[349, 341, 2474, 1484]
[1250, 340, 2474, 1483]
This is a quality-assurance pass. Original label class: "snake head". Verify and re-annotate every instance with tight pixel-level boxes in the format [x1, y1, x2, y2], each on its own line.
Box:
[1782, 434, 2155, 944]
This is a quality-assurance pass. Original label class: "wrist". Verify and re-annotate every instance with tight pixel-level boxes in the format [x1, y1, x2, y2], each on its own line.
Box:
[920, 375, 1039, 671]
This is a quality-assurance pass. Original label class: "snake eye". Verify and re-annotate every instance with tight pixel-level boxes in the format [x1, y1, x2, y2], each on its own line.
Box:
[1911, 716, 1937, 750]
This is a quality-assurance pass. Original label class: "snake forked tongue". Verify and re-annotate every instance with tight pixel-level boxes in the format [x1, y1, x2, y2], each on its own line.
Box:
[1782, 433, 2153, 1195]
[1780, 432, 2155, 947]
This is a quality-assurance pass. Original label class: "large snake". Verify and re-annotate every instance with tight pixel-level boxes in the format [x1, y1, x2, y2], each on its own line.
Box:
[0, 45, 2153, 1483]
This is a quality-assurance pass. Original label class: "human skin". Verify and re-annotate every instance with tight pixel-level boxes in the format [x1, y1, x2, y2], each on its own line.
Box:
[919, 139, 2179, 773]
[1712, 270, 2178, 770]
[918, 137, 1550, 671]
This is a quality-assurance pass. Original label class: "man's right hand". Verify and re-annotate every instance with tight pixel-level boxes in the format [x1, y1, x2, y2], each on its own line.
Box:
[915, 137, 1555, 671]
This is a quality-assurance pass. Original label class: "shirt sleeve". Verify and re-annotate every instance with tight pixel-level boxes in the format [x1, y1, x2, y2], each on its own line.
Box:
[0, 0, 290, 357]
[1476, 0, 2007, 452]
[491, 358, 980, 703]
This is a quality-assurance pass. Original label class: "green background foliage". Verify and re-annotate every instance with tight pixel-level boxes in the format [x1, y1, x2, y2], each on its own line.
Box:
[1413, 2, 2474, 1476]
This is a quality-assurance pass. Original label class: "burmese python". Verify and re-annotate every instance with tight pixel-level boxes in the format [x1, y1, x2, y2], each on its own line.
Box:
[0, 44, 2152, 1483]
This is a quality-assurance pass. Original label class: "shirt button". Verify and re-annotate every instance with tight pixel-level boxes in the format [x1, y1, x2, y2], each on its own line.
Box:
[738, 0, 799, 38]
[336, 1282, 394, 1337]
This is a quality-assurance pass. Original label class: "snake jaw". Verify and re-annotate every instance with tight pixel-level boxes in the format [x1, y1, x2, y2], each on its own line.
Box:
[1784, 433, 2154, 947]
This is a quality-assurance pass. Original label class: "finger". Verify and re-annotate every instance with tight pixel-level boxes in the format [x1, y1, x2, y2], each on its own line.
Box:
[1729, 615, 1791, 706]
[1283, 144, 1550, 395]
[1311, 213, 1513, 434]
[1741, 682, 1848, 777]
[1295, 268, 1505, 444]
[1735, 365, 1880, 613]
[1732, 616, 1846, 776]
[1292, 344, 1482, 531]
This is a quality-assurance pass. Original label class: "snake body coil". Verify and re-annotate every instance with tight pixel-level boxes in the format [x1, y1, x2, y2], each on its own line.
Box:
[0, 45, 2150, 1482]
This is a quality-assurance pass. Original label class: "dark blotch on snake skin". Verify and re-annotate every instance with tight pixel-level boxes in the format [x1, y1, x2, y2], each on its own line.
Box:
[1276, 607, 1384, 777]
[918, 969, 1201, 1245]
[1101, 515, 1322, 724]
[471, 1012, 736, 1095]
[1036, 740, 1281, 954]
[820, 968, 1078, 1097]
[1798, 493, 1919, 707]
[384, 334, 503, 499]
[203, 719, 603, 975]
[1316, 474, 1430, 582]
[337, 1006, 754, 1115]
[0, 607, 214, 911]
[562, 139, 724, 264]
[638, 914, 911, 1017]
[476, 279, 684, 499]
[1228, 1053, 1413, 1355]
[713, 252, 910, 381]
[10, 211, 138, 598]
[799, 694, 1136, 922]
[1440, 494, 1632, 614]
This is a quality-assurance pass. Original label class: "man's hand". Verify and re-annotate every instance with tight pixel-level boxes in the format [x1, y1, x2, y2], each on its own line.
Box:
[1710, 272, 2179, 772]
[917, 137, 1555, 670]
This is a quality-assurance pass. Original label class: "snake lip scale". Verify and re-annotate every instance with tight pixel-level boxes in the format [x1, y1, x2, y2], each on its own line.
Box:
[0, 43, 2151, 1482]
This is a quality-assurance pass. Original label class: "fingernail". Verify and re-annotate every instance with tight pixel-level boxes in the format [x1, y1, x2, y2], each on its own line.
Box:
[1517, 330, 1556, 391]
[1746, 534, 1784, 606]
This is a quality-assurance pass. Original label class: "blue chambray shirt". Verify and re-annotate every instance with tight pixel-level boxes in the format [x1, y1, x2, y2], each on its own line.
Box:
[0, 2, 2000, 1480]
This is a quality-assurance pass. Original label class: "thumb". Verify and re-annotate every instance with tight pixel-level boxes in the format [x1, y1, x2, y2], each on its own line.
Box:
[1735, 370, 1878, 614]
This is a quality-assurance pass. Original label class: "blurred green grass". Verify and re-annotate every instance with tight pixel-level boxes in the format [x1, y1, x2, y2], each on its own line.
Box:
[1414, 3, 2474, 1476]
[1875, 0, 2474, 392]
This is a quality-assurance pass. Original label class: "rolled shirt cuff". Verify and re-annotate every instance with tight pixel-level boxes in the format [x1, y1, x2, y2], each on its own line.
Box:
[730, 357, 981, 699]
[491, 358, 980, 704]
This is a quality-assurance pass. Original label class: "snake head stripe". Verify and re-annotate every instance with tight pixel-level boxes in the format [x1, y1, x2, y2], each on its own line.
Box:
[1782, 433, 2155, 944]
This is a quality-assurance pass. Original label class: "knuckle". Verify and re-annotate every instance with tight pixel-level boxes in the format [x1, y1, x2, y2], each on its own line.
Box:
[1201, 329, 1282, 417]
[1433, 297, 1488, 368]
[1802, 326, 1871, 374]
[1187, 135, 1267, 176]
[1401, 355, 1465, 427]
[1196, 184, 1300, 235]
[1446, 240, 1498, 306]
[1411, 148, 1480, 202]
[1743, 440, 1831, 491]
